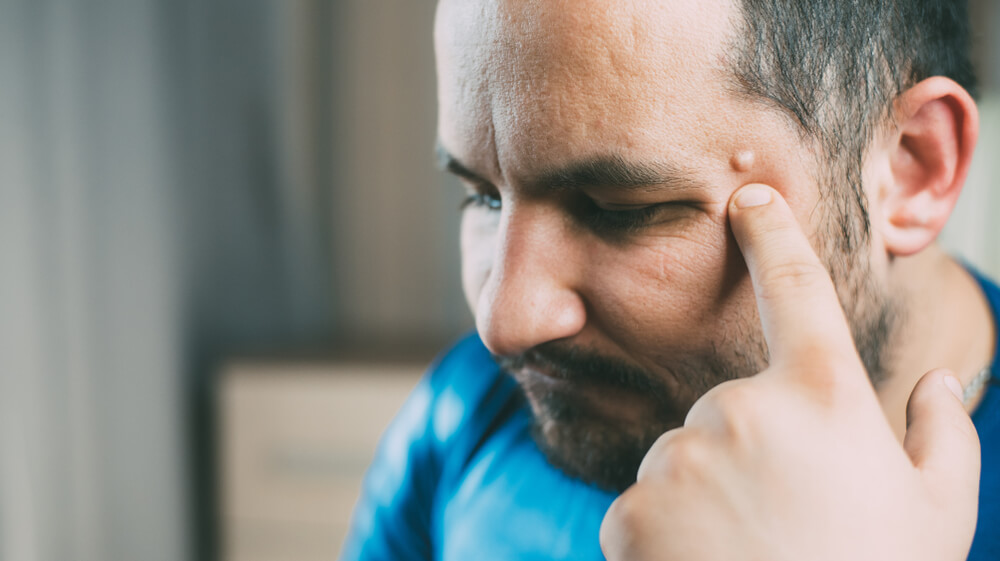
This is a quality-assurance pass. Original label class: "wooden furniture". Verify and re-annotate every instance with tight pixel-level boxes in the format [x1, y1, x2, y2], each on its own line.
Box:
[219, 360, 424, 561]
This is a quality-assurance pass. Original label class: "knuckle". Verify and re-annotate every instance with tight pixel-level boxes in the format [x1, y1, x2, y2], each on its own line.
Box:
[660, 431, 711, 476]
[712, 383, 762, 419]
[640, 430, 711, 482]
[691, 382, 767, 438]
[780, 350, 841, 380]
[601, 489, 650, 552]
[756, 259, 830, 299]
[605, 489, 643, 526]
[785, 352, 867, 403]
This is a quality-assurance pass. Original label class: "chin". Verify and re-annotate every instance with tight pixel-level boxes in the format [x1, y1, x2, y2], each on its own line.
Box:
[519, 380, 685, 492]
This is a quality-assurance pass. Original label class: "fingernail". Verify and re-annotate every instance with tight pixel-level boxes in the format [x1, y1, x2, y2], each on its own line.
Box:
[734, 185, 772, 209]
[943, 374, 964, 401]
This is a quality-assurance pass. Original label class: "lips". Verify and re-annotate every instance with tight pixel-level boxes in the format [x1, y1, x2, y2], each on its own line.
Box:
[521, 364, 567, 380]
[497, 344, 678, 399]
[517, 364, 627, 397]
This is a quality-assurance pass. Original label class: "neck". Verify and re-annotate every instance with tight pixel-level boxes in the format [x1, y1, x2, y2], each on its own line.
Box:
[877, 245, 996, 441]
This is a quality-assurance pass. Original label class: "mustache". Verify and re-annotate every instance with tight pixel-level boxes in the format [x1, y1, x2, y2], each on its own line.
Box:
[494, 341, 673, 397]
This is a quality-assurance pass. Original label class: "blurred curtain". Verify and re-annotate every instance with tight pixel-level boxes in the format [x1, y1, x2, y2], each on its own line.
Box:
[328, 0, 470, 345]
[1, 1, 337, 560]
[0, 2, 185, 561]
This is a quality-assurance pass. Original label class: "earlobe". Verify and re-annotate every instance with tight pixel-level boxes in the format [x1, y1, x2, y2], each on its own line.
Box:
[880, 77, 979, 257]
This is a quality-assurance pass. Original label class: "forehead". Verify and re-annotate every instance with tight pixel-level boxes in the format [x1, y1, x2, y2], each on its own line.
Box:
[434, 0, 747, 183]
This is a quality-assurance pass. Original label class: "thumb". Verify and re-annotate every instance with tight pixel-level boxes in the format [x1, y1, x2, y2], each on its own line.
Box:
[903, 369, 980, 500]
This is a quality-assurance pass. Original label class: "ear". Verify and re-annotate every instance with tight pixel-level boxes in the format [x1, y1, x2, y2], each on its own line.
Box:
[878, 77, 979, 256]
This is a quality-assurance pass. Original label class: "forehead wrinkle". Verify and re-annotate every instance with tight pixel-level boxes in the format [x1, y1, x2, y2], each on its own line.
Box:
[439, 0, 746, 188]
[485, 57, 647, 177]
[488, 2, 731, 133]
[436, 0, 514, 182]
[482, 1, 649, 97]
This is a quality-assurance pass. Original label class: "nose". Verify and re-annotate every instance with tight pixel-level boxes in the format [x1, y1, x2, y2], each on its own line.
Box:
[475, 207, 587, 357]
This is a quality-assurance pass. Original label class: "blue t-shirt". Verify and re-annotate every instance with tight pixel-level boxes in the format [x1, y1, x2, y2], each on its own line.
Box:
[342, 273, 1000, 561]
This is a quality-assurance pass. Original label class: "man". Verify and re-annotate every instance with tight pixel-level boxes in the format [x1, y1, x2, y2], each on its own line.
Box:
[342, 0, 1000, 559]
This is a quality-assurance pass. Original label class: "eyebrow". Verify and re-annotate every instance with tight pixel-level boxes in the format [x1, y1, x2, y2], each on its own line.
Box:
[435, 141, 705, 194]
[436, 142, 486, 183]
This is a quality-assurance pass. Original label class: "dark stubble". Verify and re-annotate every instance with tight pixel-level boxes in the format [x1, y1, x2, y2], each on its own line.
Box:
[494, 199, 900, 493]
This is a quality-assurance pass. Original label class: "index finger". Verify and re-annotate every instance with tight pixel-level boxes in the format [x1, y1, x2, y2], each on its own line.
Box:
[727, 184, 861, 371]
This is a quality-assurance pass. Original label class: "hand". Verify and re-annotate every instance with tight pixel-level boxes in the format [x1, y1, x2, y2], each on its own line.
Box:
[599, 184, 980, 561]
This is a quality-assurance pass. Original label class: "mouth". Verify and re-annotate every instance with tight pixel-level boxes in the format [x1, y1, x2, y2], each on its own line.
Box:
[518, 364, 571, 382]
[512, 362, 668, 421]
[513, 363, 621, 393]
[511, 357, 666, 395]
[494, 343, 696, 425]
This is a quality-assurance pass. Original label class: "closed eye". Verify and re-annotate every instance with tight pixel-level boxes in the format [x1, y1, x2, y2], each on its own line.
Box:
[582, 200, 697, 235]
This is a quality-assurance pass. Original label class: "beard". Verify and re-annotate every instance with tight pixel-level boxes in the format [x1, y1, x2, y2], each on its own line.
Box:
[496, 340, 758, 492]
[493, 198, 901, 493]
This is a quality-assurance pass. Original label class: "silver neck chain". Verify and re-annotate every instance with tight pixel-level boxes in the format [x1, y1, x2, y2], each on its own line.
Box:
[964, 366, 993, 406]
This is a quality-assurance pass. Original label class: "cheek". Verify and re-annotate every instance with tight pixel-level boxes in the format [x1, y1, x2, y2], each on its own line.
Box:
[585, 219, 751, 350]
[460, 212, 498, 314]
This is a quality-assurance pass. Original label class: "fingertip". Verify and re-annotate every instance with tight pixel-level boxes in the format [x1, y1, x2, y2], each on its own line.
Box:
[917, 368, 965, 404]
[943, 374, 965, 402]
[730, 183, 775, 211]
[905, 367, 980, 494]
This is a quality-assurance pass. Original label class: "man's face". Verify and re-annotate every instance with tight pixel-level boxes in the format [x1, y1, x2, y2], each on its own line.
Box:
[435, 0, 894, 491]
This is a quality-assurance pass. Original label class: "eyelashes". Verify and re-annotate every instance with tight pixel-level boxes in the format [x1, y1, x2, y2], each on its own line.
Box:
[460, 192, 502, 211]
[582, 204, 670, 233]
[460, 190, 682, 234]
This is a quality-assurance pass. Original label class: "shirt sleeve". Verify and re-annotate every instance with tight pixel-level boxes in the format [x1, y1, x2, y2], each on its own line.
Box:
[338, 334, 501, 561]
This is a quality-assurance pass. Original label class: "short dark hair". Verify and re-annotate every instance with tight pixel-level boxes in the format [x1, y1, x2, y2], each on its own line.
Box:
[730, 0, 977, 252]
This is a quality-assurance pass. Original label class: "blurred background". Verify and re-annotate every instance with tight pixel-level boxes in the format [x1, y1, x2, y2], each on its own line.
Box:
[2, 1, 1000, 561]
